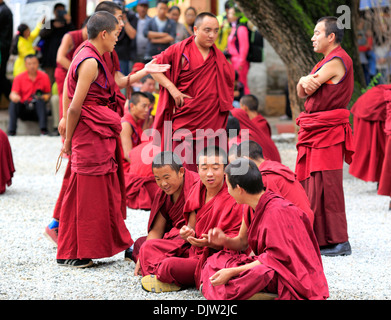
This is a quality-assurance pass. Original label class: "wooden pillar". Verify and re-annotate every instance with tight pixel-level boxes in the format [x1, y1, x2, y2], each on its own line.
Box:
[70, 0, 87, 29]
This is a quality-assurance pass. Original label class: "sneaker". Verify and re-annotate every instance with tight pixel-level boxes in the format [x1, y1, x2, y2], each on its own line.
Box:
[57, 259, 93, 268]
[43, 225, 58, 247]
[124, 248, 133, 262]
[141, 275, 181, 293]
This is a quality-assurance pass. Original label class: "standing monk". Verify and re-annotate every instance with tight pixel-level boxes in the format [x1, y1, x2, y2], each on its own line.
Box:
[296, 16, 354, 256]
[349, 85, 389, 183]
[151, 12, 235, 172]
[56, 11, 133, 267]
[43, 1, 170, 246]
[378, 89, 391, 209]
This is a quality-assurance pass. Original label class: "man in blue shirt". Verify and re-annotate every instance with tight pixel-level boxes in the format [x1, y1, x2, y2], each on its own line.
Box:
[143, 0, 176, 61]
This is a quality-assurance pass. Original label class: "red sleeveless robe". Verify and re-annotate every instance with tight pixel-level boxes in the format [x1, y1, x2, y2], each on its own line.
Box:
[296, 45, 354, 247]
[56, 41, 133, 260]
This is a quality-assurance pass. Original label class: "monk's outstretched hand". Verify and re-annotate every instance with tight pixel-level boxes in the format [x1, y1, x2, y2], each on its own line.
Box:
[207, 228, 227, 247]
[187, 235, 208, 247]
[145, 58, 171, 74]
[180, 225, 195, 240]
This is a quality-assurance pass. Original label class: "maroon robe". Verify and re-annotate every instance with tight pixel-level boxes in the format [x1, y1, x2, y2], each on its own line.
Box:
[201, 191, 329, 300]
[120, 112, 144, 173]
[0, 129, 15, 194]
[131, 169, 200, 262]
[378, 90, 391, 197]
[252, 114, 272, 137]
[124, 141, 160, 210]
[138, 180, 246, 289]
[296, 45, 354, 247]
[152, 36, 235, 171]
[56, 41, 133, 260]
[259, 160, 314, 226]
[54, 29, 85, 119]
[52, 42, 126, 221]
[349, 85, 389, 182]
[230, 108, 281, 162]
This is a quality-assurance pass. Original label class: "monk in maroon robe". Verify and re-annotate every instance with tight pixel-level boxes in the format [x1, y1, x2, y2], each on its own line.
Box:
[230, 108, 281, 163]
[201, 158, 328, 300]
[139, 146, 247, 293]
[56, 12, 133, 267]
[239, 94, 272, 137]
[0, 129, 15, 194]
[151, 12, 235, 172]
[236, 140, 314, 226]
[44, 2, 170, 245]
[120, 92, 150, 173]
[378, 89, 391, 206]
[296, 17, 354, 256]
[349, 85, 389, 182]
[55, 23, 88, 120]
[130, 151, 200, 275]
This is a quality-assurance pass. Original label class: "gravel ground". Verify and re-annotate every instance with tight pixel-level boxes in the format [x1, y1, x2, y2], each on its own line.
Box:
[0, 135, 390, 301]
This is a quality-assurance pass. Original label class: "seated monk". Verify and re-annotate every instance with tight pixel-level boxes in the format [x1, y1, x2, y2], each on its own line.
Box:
[378, 89, 391, 209]
[349, 85, 389, 182]
[201, 158, 329, 300]
[235, 140, 314, 226]
[120, 91, 150, 173]
[138, 146, 248, 293]
[124, 141, 161, 210]
[230, 108, 281, 163]
[0, 129, 15, 194]
[129, 151, 200, 275]
[239, 94, 272, 137]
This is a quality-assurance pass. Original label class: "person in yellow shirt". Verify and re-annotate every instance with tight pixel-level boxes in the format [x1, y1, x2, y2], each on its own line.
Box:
[13, 18, 44, 77]
[215, 1, 232, 52]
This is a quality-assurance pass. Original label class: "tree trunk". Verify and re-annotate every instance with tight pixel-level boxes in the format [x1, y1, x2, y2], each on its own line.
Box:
[234, 0, 365, 123]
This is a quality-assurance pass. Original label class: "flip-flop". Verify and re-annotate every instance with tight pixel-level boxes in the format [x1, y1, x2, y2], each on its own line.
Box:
[141, 275, 181, 293]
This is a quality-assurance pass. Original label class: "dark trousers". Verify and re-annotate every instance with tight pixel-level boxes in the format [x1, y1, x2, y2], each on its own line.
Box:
[8, 99, 48, 134]
[0, 49, 12, 99]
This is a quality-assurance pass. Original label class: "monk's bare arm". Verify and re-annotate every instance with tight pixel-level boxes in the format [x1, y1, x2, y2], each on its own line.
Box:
[115, 59, 170, 89]
[56, 33, 74, 70]
[297, 74, 321, 99]
[58, 71, 71, 138]
[62, 59, 98, 155]
[297, 58, 346, 98]
[146, 212, 167, 240]
[120, 122, 134, 163]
